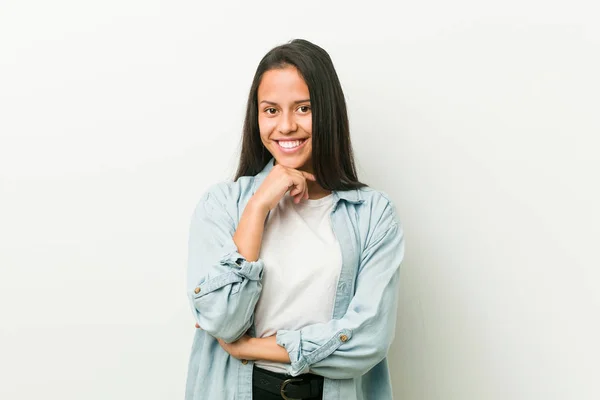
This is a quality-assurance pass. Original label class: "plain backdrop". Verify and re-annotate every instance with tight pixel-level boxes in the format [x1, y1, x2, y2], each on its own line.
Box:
[1, 1, 599, 399]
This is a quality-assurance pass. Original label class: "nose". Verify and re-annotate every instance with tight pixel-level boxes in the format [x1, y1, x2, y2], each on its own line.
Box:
[277, 111, 297, 134]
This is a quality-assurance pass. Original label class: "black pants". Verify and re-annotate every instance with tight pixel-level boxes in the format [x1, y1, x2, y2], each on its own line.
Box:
[252, 366, 323, 400]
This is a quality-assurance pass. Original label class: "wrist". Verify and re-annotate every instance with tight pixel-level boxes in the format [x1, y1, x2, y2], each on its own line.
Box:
[242, 337, 259, 361]
[246, 197, 269, 217]
[243, 336, 290, 363]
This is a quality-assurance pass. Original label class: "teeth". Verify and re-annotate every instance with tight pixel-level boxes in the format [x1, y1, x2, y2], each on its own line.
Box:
[279, 140, 303, 148]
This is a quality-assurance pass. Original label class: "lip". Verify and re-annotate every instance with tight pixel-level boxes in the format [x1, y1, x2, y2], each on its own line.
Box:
[275, 138, 308, 154]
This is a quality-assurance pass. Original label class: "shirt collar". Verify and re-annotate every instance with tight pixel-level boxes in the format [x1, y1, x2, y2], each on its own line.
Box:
[251, 157, 364, 205]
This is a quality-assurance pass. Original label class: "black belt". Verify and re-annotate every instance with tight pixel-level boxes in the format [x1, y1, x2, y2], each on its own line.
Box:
[253, 365, 324, 399]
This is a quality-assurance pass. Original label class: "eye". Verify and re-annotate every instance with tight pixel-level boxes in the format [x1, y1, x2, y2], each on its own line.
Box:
[264, 107, 277, 115]
[297, 105, 311, 114]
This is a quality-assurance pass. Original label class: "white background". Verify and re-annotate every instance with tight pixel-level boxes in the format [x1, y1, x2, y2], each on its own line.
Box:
[1, 1, 599, 399]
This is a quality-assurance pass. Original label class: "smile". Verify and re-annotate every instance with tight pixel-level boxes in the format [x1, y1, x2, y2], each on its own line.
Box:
[276, 139, 308, 153]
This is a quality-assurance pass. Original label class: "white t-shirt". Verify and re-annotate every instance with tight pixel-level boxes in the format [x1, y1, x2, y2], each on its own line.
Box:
[254, 192, 343, 373]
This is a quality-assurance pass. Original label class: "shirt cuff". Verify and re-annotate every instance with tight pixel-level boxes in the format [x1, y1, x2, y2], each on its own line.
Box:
[220, 240, 264, 281]
[276, 330, 309, 376]
[276, 328, 354, 376]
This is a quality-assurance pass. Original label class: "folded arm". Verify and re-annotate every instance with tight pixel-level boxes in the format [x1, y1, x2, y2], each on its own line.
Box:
[187, 183, 267, 343]
[274, 201, 405, 379]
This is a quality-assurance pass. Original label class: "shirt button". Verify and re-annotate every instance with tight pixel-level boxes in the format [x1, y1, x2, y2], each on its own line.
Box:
[339, 334, 348, 342]
[194, 287, 201, 294]
[241, 359, 248, 365]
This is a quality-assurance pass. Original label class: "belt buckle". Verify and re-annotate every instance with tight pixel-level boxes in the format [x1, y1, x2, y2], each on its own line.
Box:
[280, 377, 302, 400]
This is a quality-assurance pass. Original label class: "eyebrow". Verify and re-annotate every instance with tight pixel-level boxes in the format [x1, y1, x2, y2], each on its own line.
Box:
[259, 99, 311, 106]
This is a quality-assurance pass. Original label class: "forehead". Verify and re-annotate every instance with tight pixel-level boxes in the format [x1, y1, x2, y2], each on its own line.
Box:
[257, 66, 309, 100]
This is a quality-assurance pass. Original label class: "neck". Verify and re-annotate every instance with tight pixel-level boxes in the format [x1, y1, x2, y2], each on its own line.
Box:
[307, 180, 331, 200]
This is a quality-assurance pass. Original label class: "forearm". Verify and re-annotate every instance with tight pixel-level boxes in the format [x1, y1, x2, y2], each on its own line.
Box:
[242, 336, 291, 363]
[188, 191, 267, 342]
[233, 198, 268, 262]
[275, 217, 405, 378]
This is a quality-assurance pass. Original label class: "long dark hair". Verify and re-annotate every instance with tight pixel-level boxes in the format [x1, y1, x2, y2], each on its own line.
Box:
[234, 39, 366, 190]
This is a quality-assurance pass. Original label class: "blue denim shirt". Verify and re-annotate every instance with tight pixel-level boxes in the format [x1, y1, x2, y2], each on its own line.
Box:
[185, 158, 405, 400]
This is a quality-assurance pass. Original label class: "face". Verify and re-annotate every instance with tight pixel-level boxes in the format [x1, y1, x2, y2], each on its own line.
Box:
[257, 66, 313, 172]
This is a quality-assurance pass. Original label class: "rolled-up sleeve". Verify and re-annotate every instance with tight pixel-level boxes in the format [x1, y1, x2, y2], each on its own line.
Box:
[276, 202, 404, 379]
[187, 184, 264, 343]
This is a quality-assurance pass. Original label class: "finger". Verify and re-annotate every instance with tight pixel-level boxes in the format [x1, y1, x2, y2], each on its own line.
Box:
[288, 169, 315, 183]
[289, 185, 301, 197]
[195, 323, 201, 329]
[294, 181, 307, 203]
[298, 182, 307, 202]
[294, 186, 307, 204]
[287, 171, 311, 202]
[300, 171, 317, 181]
[303, 178, 310, 199]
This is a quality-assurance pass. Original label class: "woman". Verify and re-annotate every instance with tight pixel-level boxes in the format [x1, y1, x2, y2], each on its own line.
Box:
[185, 39, 405, 400]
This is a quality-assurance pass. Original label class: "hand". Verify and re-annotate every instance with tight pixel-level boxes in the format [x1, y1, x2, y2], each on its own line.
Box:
[251, 164, 316, 211]
[194, 324, 289, 363]
[217, 335, 253, 360]
[195, 323, 249, 360]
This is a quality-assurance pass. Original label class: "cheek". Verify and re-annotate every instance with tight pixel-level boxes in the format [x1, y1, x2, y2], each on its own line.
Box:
[299, 116, 312, 134]
[258, 116, 275, 136]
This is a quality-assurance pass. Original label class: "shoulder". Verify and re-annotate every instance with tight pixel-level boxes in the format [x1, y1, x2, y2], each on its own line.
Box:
[194, 176, 256, 218]
[350, 186, 402, 246]
[356, 186, 400, 226]
[356, 186, 395, 206]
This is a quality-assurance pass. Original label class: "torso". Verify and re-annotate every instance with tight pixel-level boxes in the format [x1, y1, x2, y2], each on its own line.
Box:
[253, 192, 342, 373]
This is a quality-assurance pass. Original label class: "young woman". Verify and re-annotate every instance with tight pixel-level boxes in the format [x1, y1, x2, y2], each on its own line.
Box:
[185, 39, 405, 400]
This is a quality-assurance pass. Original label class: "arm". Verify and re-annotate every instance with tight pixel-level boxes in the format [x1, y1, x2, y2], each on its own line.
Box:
[217, 335, 291, 363]
[274, 202, 405, 379]
[187, 183, 268, 343]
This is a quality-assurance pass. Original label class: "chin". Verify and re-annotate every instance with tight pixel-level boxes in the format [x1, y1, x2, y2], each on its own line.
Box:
[273, 155, 311, 171]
